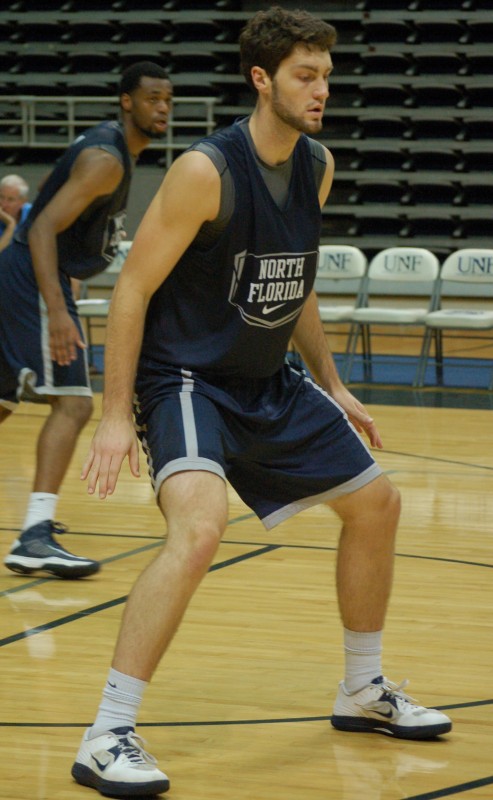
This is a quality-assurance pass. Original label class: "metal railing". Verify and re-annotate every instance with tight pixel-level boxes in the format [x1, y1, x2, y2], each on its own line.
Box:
[0, 95, 217, 168]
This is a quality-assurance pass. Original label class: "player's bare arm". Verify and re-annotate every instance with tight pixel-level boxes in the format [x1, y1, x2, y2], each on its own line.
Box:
[28, 148, 124, 366]
[318, 144, 335, 208]
[291, 146, 382, 447]
[292, 291, 382, 449]
[82, 150, 221, 498]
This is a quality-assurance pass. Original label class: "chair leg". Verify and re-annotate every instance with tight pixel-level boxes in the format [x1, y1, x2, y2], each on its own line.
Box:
[434, 329, 444, 385]
[414, 327, 432, 387]
[342, 323, 359, 384]
[361, 324, 372, 382]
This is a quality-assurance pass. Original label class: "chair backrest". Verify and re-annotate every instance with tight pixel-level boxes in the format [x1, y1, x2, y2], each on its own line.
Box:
[314, 245, 367, 298]
[438, 249, 493, 301]
[368, 247, 440, 283]
[440, 249, 493, 284]
[316, 245, 367, 279]
[361, 247, 440, 307]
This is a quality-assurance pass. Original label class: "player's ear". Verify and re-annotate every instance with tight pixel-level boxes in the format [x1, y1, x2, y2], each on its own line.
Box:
[120, 93, 132, 112]
[250, 66, 270, 93]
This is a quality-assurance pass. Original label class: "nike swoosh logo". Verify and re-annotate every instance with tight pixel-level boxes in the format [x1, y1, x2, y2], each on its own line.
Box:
[262, 303, 286, 315]
[371, 708, 394, 719]
[91, 755, 111, 772]
[365, 700, 396, 719]
[108, 681, 117, 688]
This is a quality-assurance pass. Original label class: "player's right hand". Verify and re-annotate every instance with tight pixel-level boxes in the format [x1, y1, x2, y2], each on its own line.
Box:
[81, 415, 140, 499]
[48, 308, 86, 366]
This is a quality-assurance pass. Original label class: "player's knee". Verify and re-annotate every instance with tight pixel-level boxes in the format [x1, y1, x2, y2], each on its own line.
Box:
[382, 479, 401, 524]
[181, 520, 224, 578]
[368, 475, 401, 527]
[332, 474, 401, 527]
[52, 395, 94, 429]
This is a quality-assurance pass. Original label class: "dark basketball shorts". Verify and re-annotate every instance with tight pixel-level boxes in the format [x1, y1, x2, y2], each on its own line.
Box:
[0, 242, 92, 409]
[134, 360, 382, 529]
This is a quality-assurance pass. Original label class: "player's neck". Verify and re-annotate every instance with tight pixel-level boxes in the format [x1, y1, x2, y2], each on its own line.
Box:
[122, 118, 152, 158]
[248, 109, 300, 167]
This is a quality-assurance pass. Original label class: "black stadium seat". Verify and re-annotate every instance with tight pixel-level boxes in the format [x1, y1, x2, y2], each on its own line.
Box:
[465, 85, 493, 109]
[358, 83, 415, 108]
[409, 117, 464, 141]
[405, 180, 462, 205]
[355, 115, 410, 140]
[117, 21, 170, 43]
[461, 184, 493, 206]
[413, 20, 469, 43]
[411, 53, 466, 76]
[354, 179, 405, 204]
[358, 53, 413, 75]
[411, 83, 466, 108]
[358, 20, 415, 43]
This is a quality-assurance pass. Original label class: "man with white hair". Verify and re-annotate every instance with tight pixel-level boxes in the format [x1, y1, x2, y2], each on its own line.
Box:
[0, 174, 32, 253]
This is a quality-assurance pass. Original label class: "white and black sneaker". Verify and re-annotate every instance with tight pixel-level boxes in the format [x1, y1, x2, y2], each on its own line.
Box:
[331, 676, 452, 740]
[72, 726, 170, 797]
[4, 521, 100, 579]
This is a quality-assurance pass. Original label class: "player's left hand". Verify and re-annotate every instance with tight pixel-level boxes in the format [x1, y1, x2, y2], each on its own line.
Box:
[330, 384, 383, 449]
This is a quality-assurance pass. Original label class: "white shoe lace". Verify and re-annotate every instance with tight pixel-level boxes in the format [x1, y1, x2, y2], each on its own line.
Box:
[115, 731, 158, 766]
[369, 678, 425, 712]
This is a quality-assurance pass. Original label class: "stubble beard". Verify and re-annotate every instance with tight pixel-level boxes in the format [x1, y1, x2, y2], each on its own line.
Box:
[271, 83, 323, 135]
[136, 123, 166, 140]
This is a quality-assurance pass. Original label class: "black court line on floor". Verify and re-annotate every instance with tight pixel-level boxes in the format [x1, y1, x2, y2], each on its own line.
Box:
[1, 699, 491, 727]
[384, 449, 493, 472]
[404, 774, 493, 800]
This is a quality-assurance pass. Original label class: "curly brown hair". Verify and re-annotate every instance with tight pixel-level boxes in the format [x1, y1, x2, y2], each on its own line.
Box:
[239, 6, 337, 90]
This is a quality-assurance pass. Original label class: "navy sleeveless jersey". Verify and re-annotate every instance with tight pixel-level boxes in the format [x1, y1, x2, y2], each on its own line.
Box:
[140, 121, 322, 378]
[15, 121, 132, 280]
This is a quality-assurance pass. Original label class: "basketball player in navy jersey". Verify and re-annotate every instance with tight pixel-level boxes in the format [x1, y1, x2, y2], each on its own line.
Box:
[73, 8, 451, 796]
[0, 62, 173, 580]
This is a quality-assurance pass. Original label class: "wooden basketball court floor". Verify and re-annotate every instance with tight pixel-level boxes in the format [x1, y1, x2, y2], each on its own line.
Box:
[1, 388, 492, 800]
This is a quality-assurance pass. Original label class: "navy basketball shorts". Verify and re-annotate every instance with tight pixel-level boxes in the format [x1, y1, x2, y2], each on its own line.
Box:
[134, 360, 382, 529]
[0, 242, 92, 409]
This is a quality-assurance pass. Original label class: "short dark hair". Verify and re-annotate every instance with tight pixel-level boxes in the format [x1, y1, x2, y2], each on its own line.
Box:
[239, 6, 336, 90]
[119, 61, 170, 96]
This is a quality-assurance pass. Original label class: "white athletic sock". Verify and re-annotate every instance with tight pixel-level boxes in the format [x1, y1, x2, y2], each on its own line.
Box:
[22, 493, 58, 532]
[343, 628, 383, 694]
[89, 668, 148, 738]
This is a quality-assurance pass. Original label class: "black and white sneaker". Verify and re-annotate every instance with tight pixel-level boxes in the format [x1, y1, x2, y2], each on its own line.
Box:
[331, 676, 452, 740]
[4, 521, 100, 579]
[72, 726, 170, 797]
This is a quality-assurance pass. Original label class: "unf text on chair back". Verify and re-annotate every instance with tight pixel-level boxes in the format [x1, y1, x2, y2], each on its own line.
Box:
[415, 248, 493, 390]
[343, 246, 440, 384]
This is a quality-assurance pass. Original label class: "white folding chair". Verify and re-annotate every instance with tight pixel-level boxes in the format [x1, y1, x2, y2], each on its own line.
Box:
[343, 247, 440, 384]
[314, 245, 367, 376]
[316, 244, 368, 322]
[76, 241, 132, 367]
[415, 248, 493, 389]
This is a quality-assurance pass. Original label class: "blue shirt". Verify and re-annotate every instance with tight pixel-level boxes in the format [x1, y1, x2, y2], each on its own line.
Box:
[0, 202, 32, 236]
